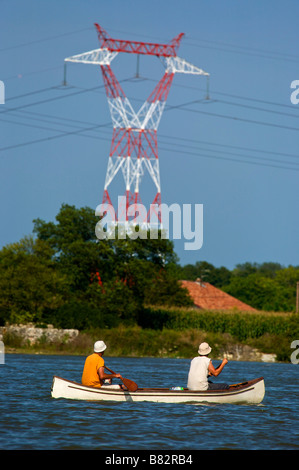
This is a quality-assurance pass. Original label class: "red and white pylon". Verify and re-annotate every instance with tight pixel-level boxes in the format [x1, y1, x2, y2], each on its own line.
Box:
[65, 24, 209, 228]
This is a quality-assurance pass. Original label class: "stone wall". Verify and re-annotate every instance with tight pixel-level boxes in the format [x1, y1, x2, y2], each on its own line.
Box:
[0, 323, 79, 345]
[221, 344, 276, 362]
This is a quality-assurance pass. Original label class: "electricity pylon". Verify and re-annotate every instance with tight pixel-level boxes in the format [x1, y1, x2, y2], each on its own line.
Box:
[64, 23, 209, 228]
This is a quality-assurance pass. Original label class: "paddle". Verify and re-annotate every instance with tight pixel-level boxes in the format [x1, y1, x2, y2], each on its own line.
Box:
[229, 381, 248, 388]
[105, 365, 138, 392]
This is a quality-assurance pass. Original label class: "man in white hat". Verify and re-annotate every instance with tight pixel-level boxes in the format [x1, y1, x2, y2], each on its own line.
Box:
[187, 342, 229, 390]
[81, 340, 123, 389]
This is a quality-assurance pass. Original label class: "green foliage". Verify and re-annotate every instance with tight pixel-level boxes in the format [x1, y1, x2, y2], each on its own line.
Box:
[177, 261, 232, 287]
[139, 307, 299, 343]
[83, 325, 202, 358]
[1, 204, 191, 327]
[1, 204, 298, 329]
[33, 204, 115, 290]
[222, 269, 299, 312]
[0, 236, 69, 326]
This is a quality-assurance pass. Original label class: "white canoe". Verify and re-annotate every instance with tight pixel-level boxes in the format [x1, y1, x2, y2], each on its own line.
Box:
[51, 376, 265, 405]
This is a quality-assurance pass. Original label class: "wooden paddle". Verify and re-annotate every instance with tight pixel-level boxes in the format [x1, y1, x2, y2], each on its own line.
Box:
[105, 365, 138, 392]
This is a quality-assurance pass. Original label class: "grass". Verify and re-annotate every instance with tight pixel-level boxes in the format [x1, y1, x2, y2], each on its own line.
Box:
[3, 307, 298, 362]
[2, 325, 290, 362]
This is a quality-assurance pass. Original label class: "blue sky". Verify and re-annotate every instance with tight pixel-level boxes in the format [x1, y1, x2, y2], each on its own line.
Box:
[0, 0, 298, 269]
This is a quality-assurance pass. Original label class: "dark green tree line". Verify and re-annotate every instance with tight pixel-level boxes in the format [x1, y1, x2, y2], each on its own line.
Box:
[0, 204, 192, 328]
[1, 204, 298, 329]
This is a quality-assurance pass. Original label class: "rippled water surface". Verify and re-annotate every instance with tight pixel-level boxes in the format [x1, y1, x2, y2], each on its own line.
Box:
[0, 354, 298, 450]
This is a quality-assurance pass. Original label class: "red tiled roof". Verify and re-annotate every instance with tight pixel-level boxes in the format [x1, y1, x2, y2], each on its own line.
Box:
[180, 279, 257, 311]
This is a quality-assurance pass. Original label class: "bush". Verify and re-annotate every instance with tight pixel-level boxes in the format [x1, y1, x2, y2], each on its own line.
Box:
[43, 301, 120, 330]
[139, 307, 299, 342]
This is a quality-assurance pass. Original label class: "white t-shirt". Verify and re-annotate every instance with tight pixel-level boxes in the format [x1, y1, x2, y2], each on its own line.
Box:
[187, 356, 211, 390]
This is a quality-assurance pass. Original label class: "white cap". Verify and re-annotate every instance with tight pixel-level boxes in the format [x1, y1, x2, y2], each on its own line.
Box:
[198, 342, 212, 355]
[94, 340, 107, 353]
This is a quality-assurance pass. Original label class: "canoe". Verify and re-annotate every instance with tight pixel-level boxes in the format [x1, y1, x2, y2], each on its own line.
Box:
[51, 376, 265, 405]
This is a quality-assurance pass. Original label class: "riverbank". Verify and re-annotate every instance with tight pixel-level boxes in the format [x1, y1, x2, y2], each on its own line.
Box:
[1, 323, 280, 362]
[2, 305, 298, 362]
[0, 306, 299, 362]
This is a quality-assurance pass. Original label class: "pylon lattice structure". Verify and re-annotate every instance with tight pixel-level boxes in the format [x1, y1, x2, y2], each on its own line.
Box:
[65, 23, 209, 228]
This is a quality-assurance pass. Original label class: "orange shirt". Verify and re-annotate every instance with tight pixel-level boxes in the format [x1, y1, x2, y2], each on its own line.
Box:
[81, 353, 104, 388]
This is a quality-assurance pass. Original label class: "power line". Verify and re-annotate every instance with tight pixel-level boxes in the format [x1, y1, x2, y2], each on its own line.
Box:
[9, 103, 299, 161]
[0, 27, 94, 53]
[5, 85, 60, 102]
[3, 81, 299, 135]
[0, 77, 136, 114]
[1, 22, 295, 66]
[107, 27, 299, 64]
[1, 102, 299, 171]
[159, 132, 299, 161]
[1, 110, 299, 172]
[214, 99, 299, 121]
[158, 136, 299, 168]
[0, 121, 111, 152]
[166, 101, 299, 133]
[2, 76, 299, 170]
[144, 76, 299, 113]
[2, 66, 63, 82]
[184, 37, 299, 64]
[3, 71, 298, 117]
[1, 24, 298, 86]
[187, 37, 299, 61]
[0, 84, 104, 114]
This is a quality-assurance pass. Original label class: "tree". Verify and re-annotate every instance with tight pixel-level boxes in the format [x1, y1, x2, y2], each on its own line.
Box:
[233, 262, 284, 279]
[33, 204, 115, 290]
[0, 236, 69, 325]
[222, 270, 299, 312]
[178, 261, 231, 287]
[31, 204, 192, 327]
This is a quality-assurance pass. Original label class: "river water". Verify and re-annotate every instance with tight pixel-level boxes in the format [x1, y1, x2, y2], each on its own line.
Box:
[0, 354, 298, 451]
